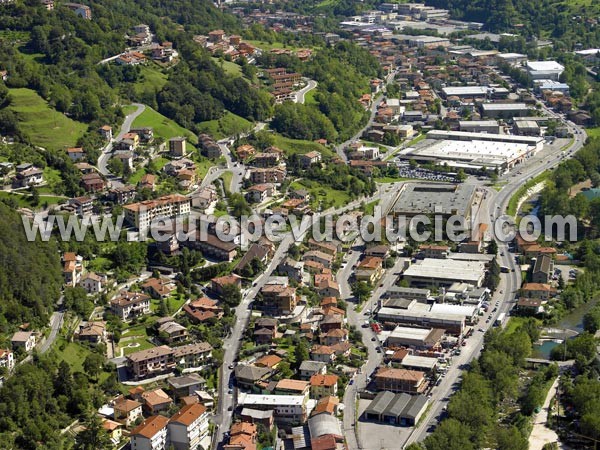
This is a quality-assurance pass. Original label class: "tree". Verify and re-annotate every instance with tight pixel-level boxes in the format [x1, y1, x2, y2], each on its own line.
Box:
[351, 281, 372, 303]
[221, 283, 242, 307]
[83, 352, 104, 380]
[583, 306, 600, 334]
[487, 240, 498, 255]
[424, 418, 476, 450]
[294, 340, 309, 370]
[75, 414, 112, 450]
[107, 157, 124, 176]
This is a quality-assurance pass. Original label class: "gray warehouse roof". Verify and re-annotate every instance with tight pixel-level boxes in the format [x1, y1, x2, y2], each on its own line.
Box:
[391, 183, 476, 217]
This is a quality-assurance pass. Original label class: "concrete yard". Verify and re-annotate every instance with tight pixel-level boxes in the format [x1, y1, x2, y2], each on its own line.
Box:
[355, 399, 415, 449]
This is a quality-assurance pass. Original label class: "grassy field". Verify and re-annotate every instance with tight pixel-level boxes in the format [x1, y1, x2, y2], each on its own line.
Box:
[220, 171, 233, 193]
[197, 111, 253, 140]
[131, 106, 198, 144]
[132, 65, 169, 97]
[246, 40, 304, 52]
[271, 134, 334, 158]
[505, 316, 541, 335]
[373, 176, 411, 183]
[290, 180, 351, 209]
[507, 171, 551, 217]
[587, 127, 600, 139]
[211, 57, 243, 77]
[7, 88, 88, 150]
[304, 88, 318, 106]
[0, 191, 65, 208]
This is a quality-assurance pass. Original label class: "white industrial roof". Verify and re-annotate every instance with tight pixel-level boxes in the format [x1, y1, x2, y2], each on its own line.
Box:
[403, 258, 485, 284]
[430, 303, 477, 317]
[442, 86, 489, 96]
[575, 49, 600, 56]
[480, 103, 529, 111]
[497, 52, 526, 59]
[526, 61, 564, 72]
[238, 393, 305, 406]
[389, 326, 432, 340]
[378, 307, 464, 323]
[406, 139, 532, 167]
[426, 130, 542, 144]
[401, 355, 438, 369]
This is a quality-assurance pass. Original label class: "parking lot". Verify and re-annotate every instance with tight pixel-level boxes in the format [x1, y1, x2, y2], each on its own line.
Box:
[356, 398, 414, 448]
[395, 161, 457, 182]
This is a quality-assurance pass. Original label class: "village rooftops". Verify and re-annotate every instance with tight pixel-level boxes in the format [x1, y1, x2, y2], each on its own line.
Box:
[130, 415, 169, 439]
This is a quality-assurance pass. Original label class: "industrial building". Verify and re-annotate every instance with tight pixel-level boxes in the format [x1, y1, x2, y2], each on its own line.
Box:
[384, 287, 432, 302]
[425, 130, 544, 149]
[377, 302, 465, 335]
[385, 326, 445, 350]
[526, 61, 564, 81]
[364, 392, 429, 426]
[390, 183, 478, 221]
[401, 138, 535, 172]
[402, 258, 486, 288]
[480, 103, 531, 118]
[459, 120, 501, 134]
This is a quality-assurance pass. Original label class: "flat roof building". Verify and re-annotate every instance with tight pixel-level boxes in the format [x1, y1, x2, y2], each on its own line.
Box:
[385, 326, 445, 350]
[459, 120, 501, 134]
[402, 258, 486, 287]
[403, 139, 535, 172]
[390, 183, 477, 221]
[480, 103, 531, 118]
[526, 61, 564, 81]
[377, 306, 465, 335]
[364, 391, 429, 426]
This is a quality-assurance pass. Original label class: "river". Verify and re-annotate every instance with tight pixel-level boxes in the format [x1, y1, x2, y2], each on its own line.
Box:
[532, 298, 598, 358]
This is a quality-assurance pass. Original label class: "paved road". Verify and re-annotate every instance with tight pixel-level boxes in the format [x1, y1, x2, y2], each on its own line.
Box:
[529, 377, 560, 450]
[335, 94, 385, 162]
[405, 120, 587, 448]
[213, 187, 403, 448]
[38, 309, 64, 354]
[295, 79, 318, 104]
[340, 249, 407, 449]
[98, 103, 146, 188]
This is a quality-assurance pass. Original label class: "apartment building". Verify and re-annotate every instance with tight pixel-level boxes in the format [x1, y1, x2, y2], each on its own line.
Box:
[130, 415, 169, 450]
[168, 403, 210, 450]
[259, 284, 297, 315]
[127, 346, 175, 380]
[110, 291, 151, 321]
[123, 194, 191, 229]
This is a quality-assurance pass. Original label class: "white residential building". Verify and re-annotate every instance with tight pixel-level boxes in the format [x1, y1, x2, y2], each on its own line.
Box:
[168, 403, 210, 450]
[130, 415, 169, 450]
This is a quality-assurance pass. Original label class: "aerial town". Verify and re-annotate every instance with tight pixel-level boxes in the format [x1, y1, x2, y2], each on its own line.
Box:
[0, 0, 599, 450]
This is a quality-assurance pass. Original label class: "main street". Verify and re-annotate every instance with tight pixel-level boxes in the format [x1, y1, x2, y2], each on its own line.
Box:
[213, 185, 405, 447]
[405, 121, 588, 447]
[98, 102, 146, 189]
[335, 94, 385, 162]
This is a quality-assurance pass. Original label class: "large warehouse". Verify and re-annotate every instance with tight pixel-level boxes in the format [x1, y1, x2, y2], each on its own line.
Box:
[385, 326, 445, 350]
[399, 130, 544, 173]
[364, 391, 429, 426]
[402, 258, 486, 288]
[390, 183, 479, 221]
[401, 138, 534, 172]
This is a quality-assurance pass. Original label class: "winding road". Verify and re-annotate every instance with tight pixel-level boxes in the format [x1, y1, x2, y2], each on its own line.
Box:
[335, 94, 385, 162]
[404, 119, 587, 448]
[98, 102, 146, 188]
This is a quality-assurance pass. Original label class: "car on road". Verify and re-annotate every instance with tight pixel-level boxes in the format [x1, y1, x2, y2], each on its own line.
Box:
[478, 328, 484, 332]
[228, 364, 234, 370]
[228, 406, 233, 411]
[349, 379, 354, 385]
[371, 337, 376, 341]
[228, 389, 233, 394]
